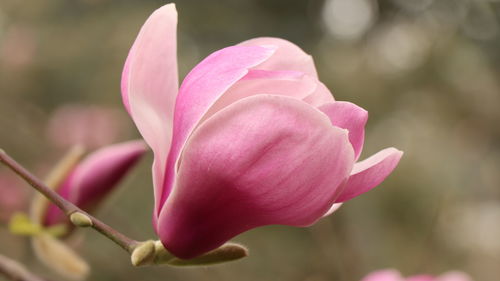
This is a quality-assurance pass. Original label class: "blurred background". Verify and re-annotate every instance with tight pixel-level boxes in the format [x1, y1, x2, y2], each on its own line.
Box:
[0, 0, 499, 280]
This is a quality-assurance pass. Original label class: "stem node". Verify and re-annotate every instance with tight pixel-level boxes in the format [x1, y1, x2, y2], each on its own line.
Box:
[131, 240, 156, 267]
[69, 212, 93, 227]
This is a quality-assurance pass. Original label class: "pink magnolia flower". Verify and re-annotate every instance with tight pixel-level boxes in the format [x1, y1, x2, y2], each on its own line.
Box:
[122, 3, 402, 259]
[42, 140, 146, 227]
[361, 269, 473, 281]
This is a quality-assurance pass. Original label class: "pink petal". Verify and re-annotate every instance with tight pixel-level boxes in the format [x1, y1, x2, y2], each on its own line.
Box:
[361, 269, 405, 281]
[121, 42, 135, 114]
[157, 95, 354, 258]
[204, 69, 318, 119]
[156, 45, 276, 221]
[239, 37, 318, 77]
[239, 37, 335, 106]
[302, 81, 335, 106]
[319, 101, 368, 160]
[121, 4, 178, 222]
[43, 141, 146, 226]
[323, 203, 343, 217]
[242, 69, 305, 80]
[334, 148, 403, 203]
[124, 4, 178, 148]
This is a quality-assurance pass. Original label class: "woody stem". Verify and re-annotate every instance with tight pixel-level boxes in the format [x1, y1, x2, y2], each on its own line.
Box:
[0, 149, 139, 253]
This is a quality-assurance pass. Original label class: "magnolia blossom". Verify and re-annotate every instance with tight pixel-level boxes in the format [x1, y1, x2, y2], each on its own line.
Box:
[361, 269, 473, 281]
[41, 140, 146, 227]
[122, 4, 402, 259]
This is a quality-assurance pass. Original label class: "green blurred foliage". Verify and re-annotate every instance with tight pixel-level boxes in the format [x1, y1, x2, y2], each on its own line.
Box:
[1, 0, 500, 280]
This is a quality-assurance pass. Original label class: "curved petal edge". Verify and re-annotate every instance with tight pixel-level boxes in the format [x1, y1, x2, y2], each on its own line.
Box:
[319, 101, 368, 160]
[239, 37, 318, 77]
[334, 147, 403, 203]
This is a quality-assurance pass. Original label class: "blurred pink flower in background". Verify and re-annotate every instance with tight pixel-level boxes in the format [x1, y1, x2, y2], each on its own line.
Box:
[122, 4, 402, 258]
[0, 25, 37, 69]
[46, 104, 127, 150]
[0, 172, 29, 223]
[42, 140, 146, 227]
[361, 269, 473, 281]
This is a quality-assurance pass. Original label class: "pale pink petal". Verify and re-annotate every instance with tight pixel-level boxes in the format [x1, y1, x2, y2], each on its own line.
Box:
[239, 37, 318, 77]
[121, 42, 136, 114]
[407, 275, 435, 281]
[156, 45, 276, 220]
[43, 141, 146, 226]
[334, 148, 403, 203]
[122, 4, 178, 221]
[303, 81, 335, 106]
[205, 69, 318, 119]
[125, 4, 178, 148]
[319, 101, 368, 160]
[242, 69, 304, 80]
[361, 269, 405, 281]
[157, 95, 354, 258]
[323, 203, 343, 217]
[437, 272, 473, 281]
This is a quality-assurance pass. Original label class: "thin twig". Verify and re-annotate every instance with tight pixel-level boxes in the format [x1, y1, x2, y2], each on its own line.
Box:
[0, 149, 139, 253]
[0, 253, 51, 281]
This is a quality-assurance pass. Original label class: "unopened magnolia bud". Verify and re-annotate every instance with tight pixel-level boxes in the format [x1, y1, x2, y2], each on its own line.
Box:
[30, 145, 85, 226]
[69, 212, 92, 227]
[44, 145, 85, 190]
[131, 240, 156, 267]
[166, 242, 249, 266]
